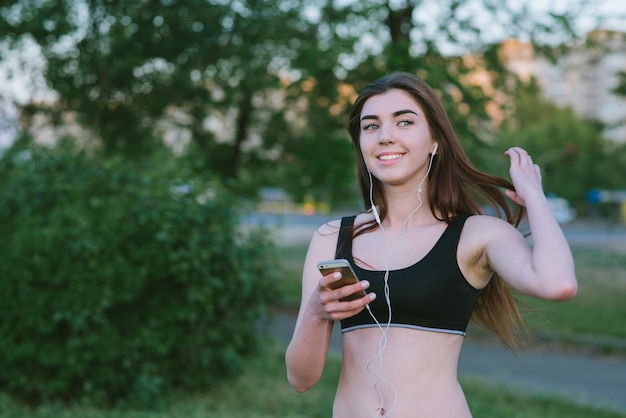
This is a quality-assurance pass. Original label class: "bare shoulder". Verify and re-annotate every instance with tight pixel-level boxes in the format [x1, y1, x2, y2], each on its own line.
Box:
[297, 219, 345, 292]
[460, 214, 527, 256]
[463, 214, 519, 238]
[459, 215, 524, 287]
[307, 213, 370, 262]
[316, 218, 342, 235]
[312, 219, 342, 249]
[458, 215, 506, 264]
[305, 218, 342, 260]
[312, 212, 370, 239]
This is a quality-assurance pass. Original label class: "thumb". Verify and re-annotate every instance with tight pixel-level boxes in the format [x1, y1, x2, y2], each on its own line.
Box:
[505, 189, 525, 206]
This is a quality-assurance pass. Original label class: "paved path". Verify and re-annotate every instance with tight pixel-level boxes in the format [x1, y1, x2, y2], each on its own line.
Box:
[266, 311, 626, 415]
[459, 342, 626, 412]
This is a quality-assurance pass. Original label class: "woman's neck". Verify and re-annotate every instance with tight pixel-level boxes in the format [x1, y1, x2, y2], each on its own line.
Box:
[380, 189, 438, 230]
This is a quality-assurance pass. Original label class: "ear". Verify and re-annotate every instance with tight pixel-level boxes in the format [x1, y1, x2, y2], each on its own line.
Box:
[431, 142, 438, 156]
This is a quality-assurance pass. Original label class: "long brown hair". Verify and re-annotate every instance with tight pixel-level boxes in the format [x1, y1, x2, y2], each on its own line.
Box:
[347, 72, 528, 350]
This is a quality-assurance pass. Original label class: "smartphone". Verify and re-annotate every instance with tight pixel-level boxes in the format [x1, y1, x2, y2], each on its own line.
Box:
[317, 259, 367, 301]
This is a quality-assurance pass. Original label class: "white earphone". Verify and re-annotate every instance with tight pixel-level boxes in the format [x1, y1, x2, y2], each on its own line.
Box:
[364, 143, 439, 416]
[368, 169, 383, 226]
[372, 205, 382, 226]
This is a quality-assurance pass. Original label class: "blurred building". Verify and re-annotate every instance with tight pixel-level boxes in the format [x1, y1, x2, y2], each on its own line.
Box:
[500, 30, 626, 142]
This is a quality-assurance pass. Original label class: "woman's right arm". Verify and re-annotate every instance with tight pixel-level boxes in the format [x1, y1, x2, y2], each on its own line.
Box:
[285, 222, 374, 392]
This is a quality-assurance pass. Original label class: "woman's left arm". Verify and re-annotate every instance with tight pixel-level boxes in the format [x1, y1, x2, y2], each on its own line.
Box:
[485, 147, 577, 300]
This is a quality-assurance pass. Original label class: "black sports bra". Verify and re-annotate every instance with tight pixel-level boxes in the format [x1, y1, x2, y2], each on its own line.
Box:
[336, 214, 482, 336]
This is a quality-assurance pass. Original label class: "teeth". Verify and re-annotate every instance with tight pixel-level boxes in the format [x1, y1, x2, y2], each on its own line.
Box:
[378, 154, 403, 161]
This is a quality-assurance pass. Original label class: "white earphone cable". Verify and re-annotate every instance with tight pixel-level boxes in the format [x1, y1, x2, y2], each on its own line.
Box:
[365, 149, 437, 417]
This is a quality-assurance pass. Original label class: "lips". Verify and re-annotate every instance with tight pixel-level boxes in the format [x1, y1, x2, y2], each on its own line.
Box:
[377, 153, 404, 161]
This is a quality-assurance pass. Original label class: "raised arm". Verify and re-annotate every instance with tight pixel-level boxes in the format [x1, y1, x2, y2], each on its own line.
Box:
[285, 221, 374, 392]
[485, 147, 577, 300]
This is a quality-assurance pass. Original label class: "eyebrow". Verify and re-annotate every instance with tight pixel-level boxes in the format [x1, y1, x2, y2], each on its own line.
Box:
[360, 109, 419, 122]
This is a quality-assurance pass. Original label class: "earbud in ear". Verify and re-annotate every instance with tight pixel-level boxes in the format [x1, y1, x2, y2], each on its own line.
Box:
[432, 143, 438, 156]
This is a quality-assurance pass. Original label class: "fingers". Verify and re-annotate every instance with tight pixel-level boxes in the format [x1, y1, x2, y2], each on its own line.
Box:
[318, 272, 375, 320]
[504, 147, 544, 206]
[505, 147, 534, 168]
[534, 163, 542, 182]
[505, 147, 541, 179]
[319, 271, 372, 302]
[318, 271, 343, 289]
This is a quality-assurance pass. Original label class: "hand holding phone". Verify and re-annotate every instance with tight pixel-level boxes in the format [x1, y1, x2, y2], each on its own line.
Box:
[317, 259, 367, 302]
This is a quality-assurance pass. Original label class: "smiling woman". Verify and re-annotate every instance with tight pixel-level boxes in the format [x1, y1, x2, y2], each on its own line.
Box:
[359, 90, 435, 187]
[285, 71, 577, 417]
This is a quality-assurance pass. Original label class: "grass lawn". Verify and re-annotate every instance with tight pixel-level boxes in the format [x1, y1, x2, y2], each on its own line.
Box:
[520, 248, 626, 351]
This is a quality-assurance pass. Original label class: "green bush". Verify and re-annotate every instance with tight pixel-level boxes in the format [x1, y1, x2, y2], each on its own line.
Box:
[0, 146, 280, 406]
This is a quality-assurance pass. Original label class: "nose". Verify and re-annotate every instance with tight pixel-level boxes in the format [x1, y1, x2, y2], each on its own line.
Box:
[378, 123, 394, 144]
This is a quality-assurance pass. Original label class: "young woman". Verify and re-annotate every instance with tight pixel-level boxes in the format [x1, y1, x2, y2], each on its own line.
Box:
[285, 72, 577, 417]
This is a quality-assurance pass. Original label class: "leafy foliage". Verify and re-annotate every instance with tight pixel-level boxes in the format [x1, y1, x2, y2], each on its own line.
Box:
[0, 143, 280, 406]
[0, 0, 593, 208]
[494, 86, 623, 206]
[614, 70, 626, 97]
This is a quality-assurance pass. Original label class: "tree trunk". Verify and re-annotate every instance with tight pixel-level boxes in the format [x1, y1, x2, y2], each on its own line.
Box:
[386, 1, 414, 46]
[227, 93, 253, 179]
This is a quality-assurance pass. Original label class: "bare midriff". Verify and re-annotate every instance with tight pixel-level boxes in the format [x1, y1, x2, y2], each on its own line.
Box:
[332, 327, 472, 418]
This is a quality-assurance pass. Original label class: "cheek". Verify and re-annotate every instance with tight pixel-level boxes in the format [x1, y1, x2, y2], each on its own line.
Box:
[359, 135, 375, 153]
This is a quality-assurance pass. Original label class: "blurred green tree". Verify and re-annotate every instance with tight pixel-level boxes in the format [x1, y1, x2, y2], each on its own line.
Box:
[258, 0, 588, 207]
[614, 70, 626, 97]
[612, 69, 626, 140]
[0, 0, 595, 207]
[494, 84, 614, 206]
[0, 141, 280, 406]
[0, 1, 319, 166]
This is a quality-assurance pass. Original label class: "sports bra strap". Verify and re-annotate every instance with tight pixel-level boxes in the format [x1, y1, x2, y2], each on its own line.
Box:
[335, 216, 356, 259]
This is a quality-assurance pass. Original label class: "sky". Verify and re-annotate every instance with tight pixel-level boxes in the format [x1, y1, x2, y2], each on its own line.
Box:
[539, 0, 626, 33]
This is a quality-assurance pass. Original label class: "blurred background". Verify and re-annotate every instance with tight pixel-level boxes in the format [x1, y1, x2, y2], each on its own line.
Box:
[0, 1, 625, 417]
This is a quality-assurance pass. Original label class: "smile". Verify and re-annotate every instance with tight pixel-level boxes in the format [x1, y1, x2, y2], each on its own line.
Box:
[378, 153, 404, 161]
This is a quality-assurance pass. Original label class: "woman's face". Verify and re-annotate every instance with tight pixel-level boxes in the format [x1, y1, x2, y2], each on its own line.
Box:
[359, 88, 436, 188]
